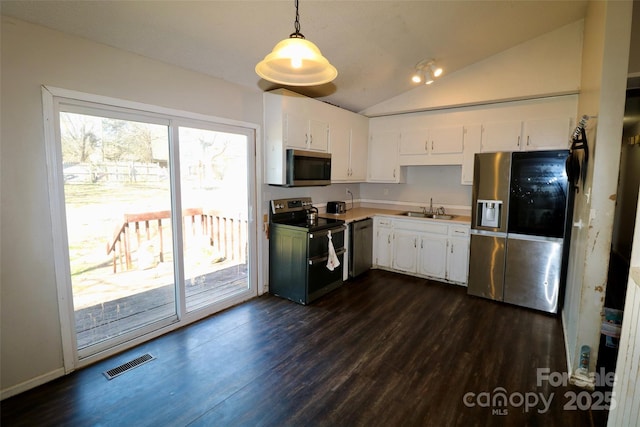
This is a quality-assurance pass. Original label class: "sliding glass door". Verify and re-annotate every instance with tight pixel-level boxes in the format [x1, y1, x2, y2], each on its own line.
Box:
[177, 126, 250, 312]
[49, 94, 256, 362]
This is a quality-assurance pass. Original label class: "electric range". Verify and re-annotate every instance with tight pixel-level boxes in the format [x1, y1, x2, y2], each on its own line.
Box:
[269, 197, 346, 304]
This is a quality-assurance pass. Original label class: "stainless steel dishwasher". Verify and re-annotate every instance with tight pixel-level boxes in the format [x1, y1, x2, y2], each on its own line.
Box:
[349, 218, 373, 278]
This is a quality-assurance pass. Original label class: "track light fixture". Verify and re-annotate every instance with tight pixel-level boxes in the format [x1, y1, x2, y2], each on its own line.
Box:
[411, 59, 443, 85]
[255, 0, 337, 86]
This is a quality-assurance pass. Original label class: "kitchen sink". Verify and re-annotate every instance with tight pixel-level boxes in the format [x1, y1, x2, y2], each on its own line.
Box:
[400, 212, 454, 220]
[432, 214, 454, 220]
[402, 211, 428, 218]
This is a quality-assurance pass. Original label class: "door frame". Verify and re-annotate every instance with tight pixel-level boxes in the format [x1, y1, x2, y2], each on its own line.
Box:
[42, 86, 261, 372]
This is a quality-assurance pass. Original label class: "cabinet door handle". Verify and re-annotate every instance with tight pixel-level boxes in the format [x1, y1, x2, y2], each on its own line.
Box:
[450, 242, 454, 254]
[305, 133, 308, 144]
[414, 238, 417, 248]
[310, 134, 313, 145]
[527, 135, 530, 146]
[421, 240, 424, 249]
[425, 141, 428, 152]
[517, 136, 520, 147]
[431, 141, 434, 151]
[393, 169, 396, 178]
[388, 235, 391, 244]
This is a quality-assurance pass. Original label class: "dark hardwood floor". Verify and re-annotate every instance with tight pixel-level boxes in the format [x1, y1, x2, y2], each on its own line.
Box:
[2, 270, 604, 426]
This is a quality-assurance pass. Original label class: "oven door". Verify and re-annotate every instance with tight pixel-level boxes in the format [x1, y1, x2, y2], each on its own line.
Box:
[307, 226, 345, 302]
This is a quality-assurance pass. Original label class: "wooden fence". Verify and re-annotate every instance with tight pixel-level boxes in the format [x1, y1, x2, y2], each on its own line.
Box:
[106, 208, 247, 273]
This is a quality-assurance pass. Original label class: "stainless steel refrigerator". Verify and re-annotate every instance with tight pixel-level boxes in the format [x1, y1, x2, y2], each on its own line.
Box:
[468, 150, 572, 314]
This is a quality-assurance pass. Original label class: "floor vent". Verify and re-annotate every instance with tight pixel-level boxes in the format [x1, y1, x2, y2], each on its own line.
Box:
[103, 353, 155, 380]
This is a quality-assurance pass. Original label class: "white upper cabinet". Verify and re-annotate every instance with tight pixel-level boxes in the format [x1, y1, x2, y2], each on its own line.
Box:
[400, 129, 430, 155]
[461, 124, 482, 185]
[523, 117, 571, 151]
[284, 113, 329, 152]
[265, 89, 368, 185]
[307, 119, 330, 152]
[329, 123, 351, 181]
[330, 112, 368, 182]
[481, 117, 571, 153]
[398, 125, 464, 165]
[481, 117, 572, 153]
[368, 129, 404, 183]
[481, 120, 523, 152]
[284, 112, 310, 149]
[430, 126, 465, 154]
[349, 116, 369, 181]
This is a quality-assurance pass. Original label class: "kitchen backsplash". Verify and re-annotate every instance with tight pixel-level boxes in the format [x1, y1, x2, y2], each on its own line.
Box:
[360, 165, 471, 208]
[263, 165, 472, 215]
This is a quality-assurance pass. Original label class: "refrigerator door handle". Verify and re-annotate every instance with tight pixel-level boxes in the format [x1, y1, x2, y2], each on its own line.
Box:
[470, 229, 507, 238]
[507, 233, 563, 244]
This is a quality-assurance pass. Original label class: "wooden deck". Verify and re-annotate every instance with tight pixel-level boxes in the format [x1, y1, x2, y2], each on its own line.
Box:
[75, 263, 248, 349]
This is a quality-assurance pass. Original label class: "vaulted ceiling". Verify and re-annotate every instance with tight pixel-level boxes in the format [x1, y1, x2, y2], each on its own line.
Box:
[1, 1, 591, 112]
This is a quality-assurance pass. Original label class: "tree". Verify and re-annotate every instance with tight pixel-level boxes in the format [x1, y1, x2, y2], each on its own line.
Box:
[60, 112, 100, 162]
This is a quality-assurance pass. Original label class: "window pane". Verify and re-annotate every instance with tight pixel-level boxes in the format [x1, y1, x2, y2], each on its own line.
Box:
[177, 126, 249, 312]
[60, 111, 177, 353]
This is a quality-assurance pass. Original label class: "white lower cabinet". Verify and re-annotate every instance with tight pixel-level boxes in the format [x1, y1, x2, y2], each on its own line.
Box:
[447, 226, 471, 285]
[392, 230, 419, 273]
[373, 217, 393, 269]
[418, 235, 448, 279]
[374, 216, 470, 286]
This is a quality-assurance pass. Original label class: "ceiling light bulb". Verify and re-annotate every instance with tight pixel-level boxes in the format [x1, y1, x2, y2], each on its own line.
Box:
[411, 74, 422, 83]
[432, 66, 443, 77]
[425, 77, 434, 85]
[291, 57, 303, 69]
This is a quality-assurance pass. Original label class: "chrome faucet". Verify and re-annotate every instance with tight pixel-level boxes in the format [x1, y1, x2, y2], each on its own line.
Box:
[422, 199, 446, 216]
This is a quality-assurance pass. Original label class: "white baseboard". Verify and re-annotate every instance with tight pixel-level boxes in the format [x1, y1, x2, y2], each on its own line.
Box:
[1, 367, 66, 400]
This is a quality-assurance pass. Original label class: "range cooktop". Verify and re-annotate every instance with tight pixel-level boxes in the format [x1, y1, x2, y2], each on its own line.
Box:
[270, 197, 345, 232]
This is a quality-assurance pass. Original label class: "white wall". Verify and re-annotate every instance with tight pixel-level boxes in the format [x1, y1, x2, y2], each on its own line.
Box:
[0, 17, 263, 396]
[360, 166, 471, 212]
[562, 0, 633, 386]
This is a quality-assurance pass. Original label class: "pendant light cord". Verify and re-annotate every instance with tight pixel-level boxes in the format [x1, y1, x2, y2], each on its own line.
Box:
[290, 0, 305, 39]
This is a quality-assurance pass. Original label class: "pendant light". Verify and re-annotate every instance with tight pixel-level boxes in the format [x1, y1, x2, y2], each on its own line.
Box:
[255, 0, 337, 86]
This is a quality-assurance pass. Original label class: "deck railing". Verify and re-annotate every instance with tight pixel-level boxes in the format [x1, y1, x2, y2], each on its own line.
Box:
[107, 208, 247, 273]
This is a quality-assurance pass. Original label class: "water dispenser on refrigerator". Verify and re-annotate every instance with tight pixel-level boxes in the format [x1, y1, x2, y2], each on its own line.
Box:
[476, 200, 503, 228]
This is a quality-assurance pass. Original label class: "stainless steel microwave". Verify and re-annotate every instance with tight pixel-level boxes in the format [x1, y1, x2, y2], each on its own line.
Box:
[284, 149, 332, 187]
